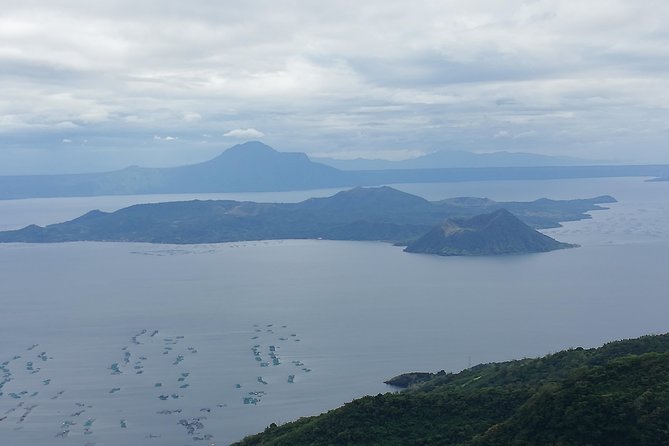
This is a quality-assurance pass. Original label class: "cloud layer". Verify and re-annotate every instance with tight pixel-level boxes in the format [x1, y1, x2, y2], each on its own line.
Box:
[224, 128, 265, 139]
[1, 0, 668, 173]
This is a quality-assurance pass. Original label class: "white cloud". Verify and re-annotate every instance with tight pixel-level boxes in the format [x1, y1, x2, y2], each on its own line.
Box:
[514, 130, 537, 139]
[1, 0, 669, 172]
[493, 129, 537, 139]
[153, 135, 178, 141]
[223, 128, 265, 139]
[61, 138, 72, 143]
[182, 112, 201, 122]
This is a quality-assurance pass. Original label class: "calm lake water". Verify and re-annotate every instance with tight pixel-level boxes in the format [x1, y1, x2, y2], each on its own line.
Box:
[1, 177, 668, 445]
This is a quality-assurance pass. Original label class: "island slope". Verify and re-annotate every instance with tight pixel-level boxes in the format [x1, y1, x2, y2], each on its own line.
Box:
[0, 187, 613, 253]
[404, 209, 575, 256]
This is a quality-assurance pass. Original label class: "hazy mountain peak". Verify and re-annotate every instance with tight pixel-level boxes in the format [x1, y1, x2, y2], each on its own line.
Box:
[201, 141, 321, 169]
[342, 185, 425, 200]
[161, 141, 347, 192]
[227, 140, 276, 153]
[318, 186, 428, 208]
[200, 140, 313, 167]
[215, 141, 283, 160]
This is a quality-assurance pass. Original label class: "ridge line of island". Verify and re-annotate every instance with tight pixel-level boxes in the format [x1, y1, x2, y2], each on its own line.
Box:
[0, 186, 616, 256]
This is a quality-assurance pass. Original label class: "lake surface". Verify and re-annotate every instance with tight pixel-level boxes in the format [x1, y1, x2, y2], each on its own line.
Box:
[1, 177, 668, 445]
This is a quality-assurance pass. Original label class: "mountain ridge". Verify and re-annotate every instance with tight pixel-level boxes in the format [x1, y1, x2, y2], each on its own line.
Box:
[0, 142, 667, 200]
[313, 149, 602, 170]
[0, 141, 348, 199]
[0, 187, 612, 254]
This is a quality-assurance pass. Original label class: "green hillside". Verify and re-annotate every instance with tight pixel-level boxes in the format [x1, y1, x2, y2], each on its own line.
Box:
[233, 333, 669, 446]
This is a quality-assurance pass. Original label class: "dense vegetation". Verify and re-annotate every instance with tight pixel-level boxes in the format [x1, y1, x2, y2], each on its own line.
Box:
[234, 333, 669, 446]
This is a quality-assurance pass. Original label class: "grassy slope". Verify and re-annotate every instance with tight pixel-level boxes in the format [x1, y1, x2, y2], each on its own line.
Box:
[234, 334, 669, 446]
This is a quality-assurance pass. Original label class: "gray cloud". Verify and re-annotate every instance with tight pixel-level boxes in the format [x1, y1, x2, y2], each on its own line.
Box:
[1, 0, 669, 174]
[224, 128, 265, 139]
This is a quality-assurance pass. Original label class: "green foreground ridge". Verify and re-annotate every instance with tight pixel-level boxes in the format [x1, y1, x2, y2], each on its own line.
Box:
[234, 333, 669, 445]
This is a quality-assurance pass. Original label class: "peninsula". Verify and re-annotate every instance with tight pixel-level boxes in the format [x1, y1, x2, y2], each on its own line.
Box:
[234, 333, 669, 445]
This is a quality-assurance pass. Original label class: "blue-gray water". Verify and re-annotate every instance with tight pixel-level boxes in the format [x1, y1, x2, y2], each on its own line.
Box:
[1, 177, 668, 445]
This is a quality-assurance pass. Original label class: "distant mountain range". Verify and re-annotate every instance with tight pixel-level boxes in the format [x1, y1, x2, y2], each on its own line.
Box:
[0, 141, 667, 200]
[312, 150, 598, 170]
[0, 142, 347, 199]
[404, 209, 574, 256]
[0, 186, 613, 255]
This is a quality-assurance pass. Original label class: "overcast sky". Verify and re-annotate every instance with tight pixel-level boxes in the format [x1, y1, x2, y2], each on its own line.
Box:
[1, 0, 668, 174]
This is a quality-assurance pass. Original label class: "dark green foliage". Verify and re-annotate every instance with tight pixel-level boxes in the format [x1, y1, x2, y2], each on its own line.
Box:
[384, 371, 440, 388]
[472, 353, 669, 446]
[237, 388, 532, 446]
[233, 334, 669, 446]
